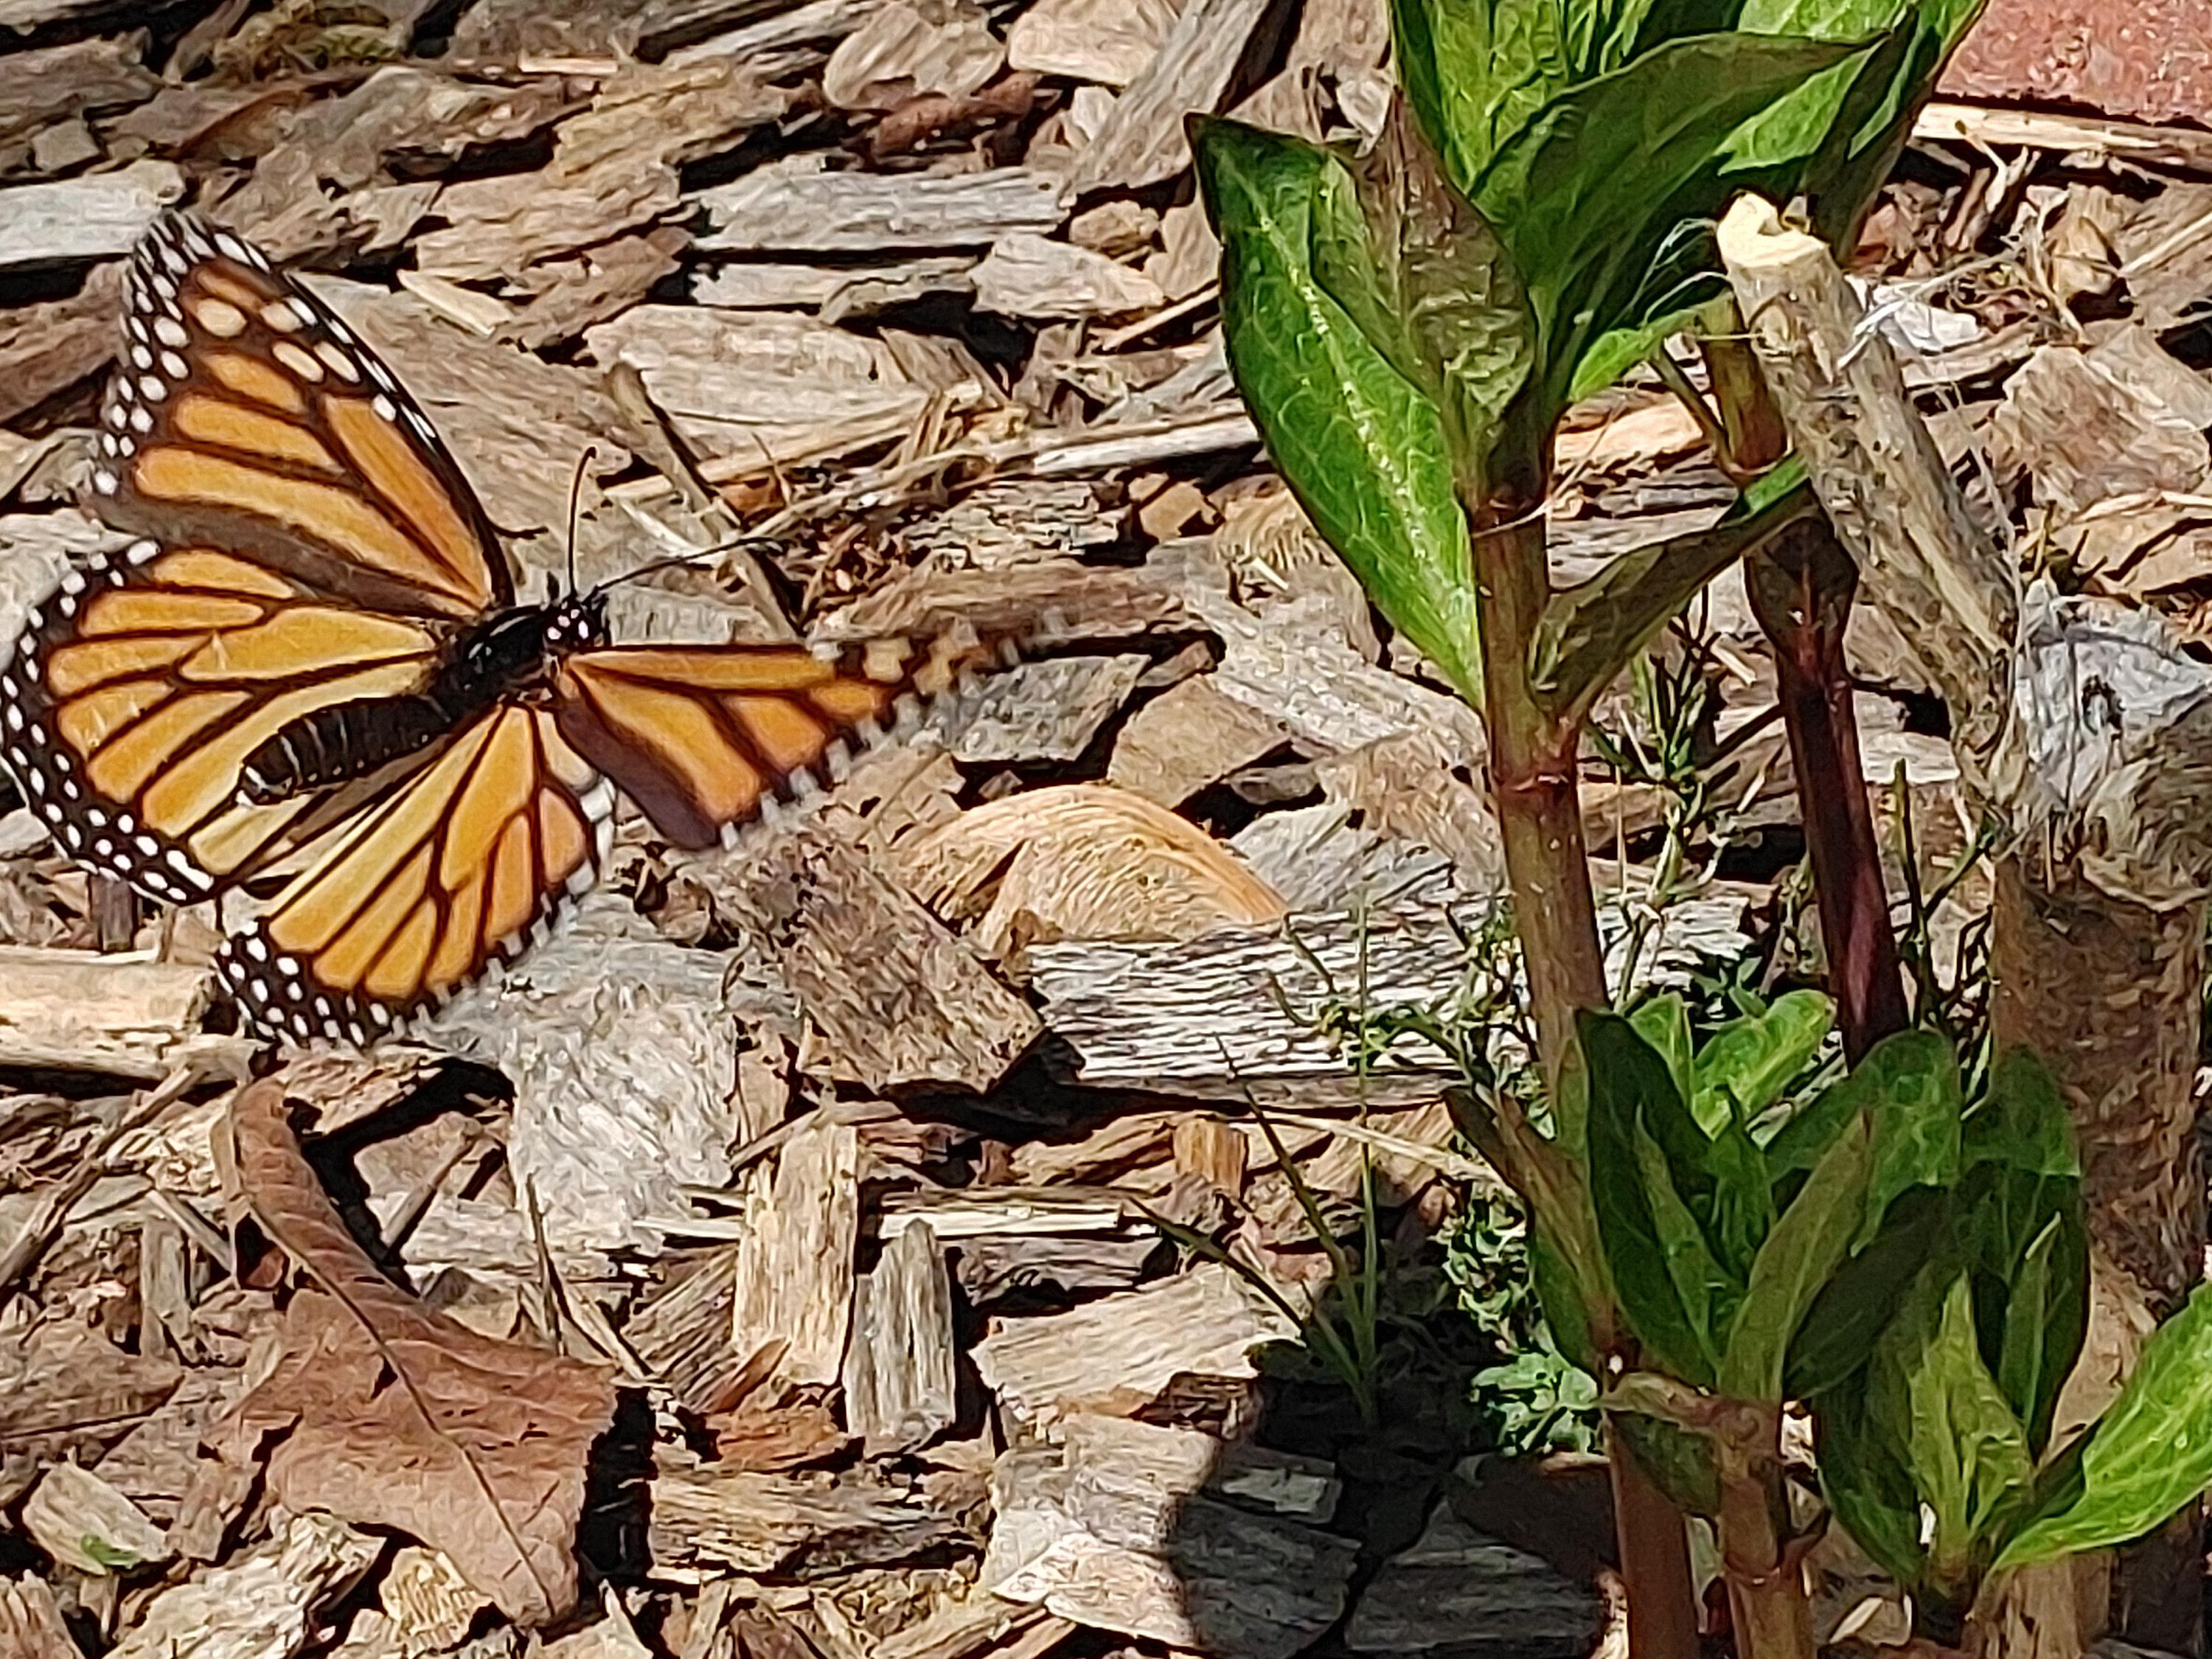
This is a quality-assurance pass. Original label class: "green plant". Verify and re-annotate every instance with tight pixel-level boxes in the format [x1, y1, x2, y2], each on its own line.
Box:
[1195, 0, 1987, 1647]
[1449, 1189, 1604, 1455]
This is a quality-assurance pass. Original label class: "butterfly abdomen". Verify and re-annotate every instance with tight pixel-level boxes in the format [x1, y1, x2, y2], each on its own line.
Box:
[239, 692, 455, 803]
[236, 607, 560, 804]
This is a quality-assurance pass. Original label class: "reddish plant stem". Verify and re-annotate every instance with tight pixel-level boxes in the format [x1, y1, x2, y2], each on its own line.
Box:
[1702, 330, 1907, 1059]
[1745, 522, 1909, 1060]
[1471, 471, 1701, 1659]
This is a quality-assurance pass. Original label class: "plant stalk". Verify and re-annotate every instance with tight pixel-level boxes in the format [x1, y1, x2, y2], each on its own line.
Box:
[1715, 1416, 1815, 1659]
[1468, 458, 1701, 1659]
[1699, 327, 1907, 1060]
[1744, 519, 1909, 1060]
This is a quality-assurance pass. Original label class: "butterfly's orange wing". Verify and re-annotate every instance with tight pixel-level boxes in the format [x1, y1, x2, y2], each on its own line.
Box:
[216, 705, 612, 1044]
[0, 537, 446, 903]
[92, 211, 509, 621]
[551, 631, 1002, 848]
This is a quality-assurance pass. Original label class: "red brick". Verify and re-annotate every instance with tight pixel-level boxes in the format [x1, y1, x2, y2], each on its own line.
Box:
[1941, 0, 2212, 130]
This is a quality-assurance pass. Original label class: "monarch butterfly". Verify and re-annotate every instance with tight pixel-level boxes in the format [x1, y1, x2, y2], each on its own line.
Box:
[0, 210, 1003, 1046]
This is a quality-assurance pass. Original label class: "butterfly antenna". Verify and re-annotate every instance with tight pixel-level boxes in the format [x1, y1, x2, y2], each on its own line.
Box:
[596, 535, 786, 596]
[563, 445, 597, 599]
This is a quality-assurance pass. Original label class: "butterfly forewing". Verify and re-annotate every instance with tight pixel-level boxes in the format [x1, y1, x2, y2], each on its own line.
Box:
[94, 212, 509, 621]
[216, 706, 613, 1043]
[551, 630, 1001, 849]
[0, 536, 447, 903]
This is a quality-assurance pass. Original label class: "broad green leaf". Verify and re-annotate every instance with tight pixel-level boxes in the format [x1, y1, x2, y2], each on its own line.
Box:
[1531, 1215, 1604, 1374]
[1798, 0, 1986, 250]
[1965, 1045, 2078, 1183]
[1961, 1048, 2086, 1448]
[1818, 1382, 1927, 1587]
[1691, 987, 1834, 1137]
[1858, 1028, 1962, 1250]
[1318, 102, 1536, 490]
[1725, 0, 1903, 172]
[1388, 0, 1574, 194]
[1470, 32, 1862, 419]
[1785, 1185, 1946, 1398]
[1764, 1026, 1958, 1248]
[1637, 1121, 1724, 1366]
[1703, 1117, 1776, 1287]
[1878, 1272, 2034, 1589]
[1194, 117, 1485, 703]
[1531, 462, 1813, 715]
[1582, 1010, 1717, 1384]
[1997, 1284, 2212, 1569]
[1629, 994, 1693, 1107]
[1387, 0, 1669, 195]
[1996, 1214, 2077, 1457]
[1721, 1110, 1871, 1398]
[1567, 301, 1706, 403]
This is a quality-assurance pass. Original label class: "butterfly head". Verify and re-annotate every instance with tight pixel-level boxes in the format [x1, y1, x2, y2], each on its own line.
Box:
[543, 589, 609, 658]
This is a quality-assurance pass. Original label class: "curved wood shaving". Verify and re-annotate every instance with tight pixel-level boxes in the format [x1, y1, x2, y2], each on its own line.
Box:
[219, 1079, 616, 1629]
[897, 783, 1287, 956]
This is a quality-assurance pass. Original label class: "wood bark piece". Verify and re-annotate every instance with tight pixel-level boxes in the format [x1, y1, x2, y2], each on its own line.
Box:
[1342, 1494, 1602, 1654]
[0, 161, 182, 267]
[950, 655, 1148, 762]
[696, 157, 1065, 252]
[218, 1080, 618, 1628]
[972, 234, 1166, 319]
[897, 783, 1287, 955]
[972, 1259, 1298, 1428]
[1065, 0, 1273, 195]
[0, 1574, 79, 1659]
[844, 1218, 959, 1454]
[209, 68, 578, 265]
[1108, 676, 1290, 804]
[1913, 100, 2212, 174]
[107, 1512, 380, 1659]
[728, 1113, 861, 1388]
[823, 0, 1003, 110]
[650, 1460, 975, 1575]
[0, 946, 245, 1079]
[0, 1324, 181, 1503]
[1030, 895, 1745, 1104]
[586, 305, 945, 470]
[0, 33, 159, 157]
[21, 1461, 168, 1574]
[1988, 343, 2211, 516]
[0, 261, 123, 422]
[1007, 0, 1179, 86]
[692, 255, 975, 313]
[420, 902, 740, 1259]
[415, 60, 786, 281]
[747, 828, 1042, 1093]
[981, 1413, 1356, 1659]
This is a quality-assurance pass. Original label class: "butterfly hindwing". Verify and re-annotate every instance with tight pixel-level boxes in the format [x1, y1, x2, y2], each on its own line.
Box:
[93, 211, 509, 622]
[550, 630, 1001, 849]
[0, 535, 448, 904]
[216, 706, 613, 1044]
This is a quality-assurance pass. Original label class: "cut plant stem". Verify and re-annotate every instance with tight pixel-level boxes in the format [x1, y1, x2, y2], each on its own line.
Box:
[1466, 452, 1701, 1659]
[1745, 521, 1909, 1060]
[1696, 327, 1907, 1060]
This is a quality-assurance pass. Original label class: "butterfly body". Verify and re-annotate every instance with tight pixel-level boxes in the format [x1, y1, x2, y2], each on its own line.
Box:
[238, 592, 609, 804]
[0, 211, 1003, 1046]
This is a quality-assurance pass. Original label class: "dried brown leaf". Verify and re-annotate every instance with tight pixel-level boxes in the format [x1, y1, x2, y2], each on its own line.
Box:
[217, 1079, 616, 1629]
